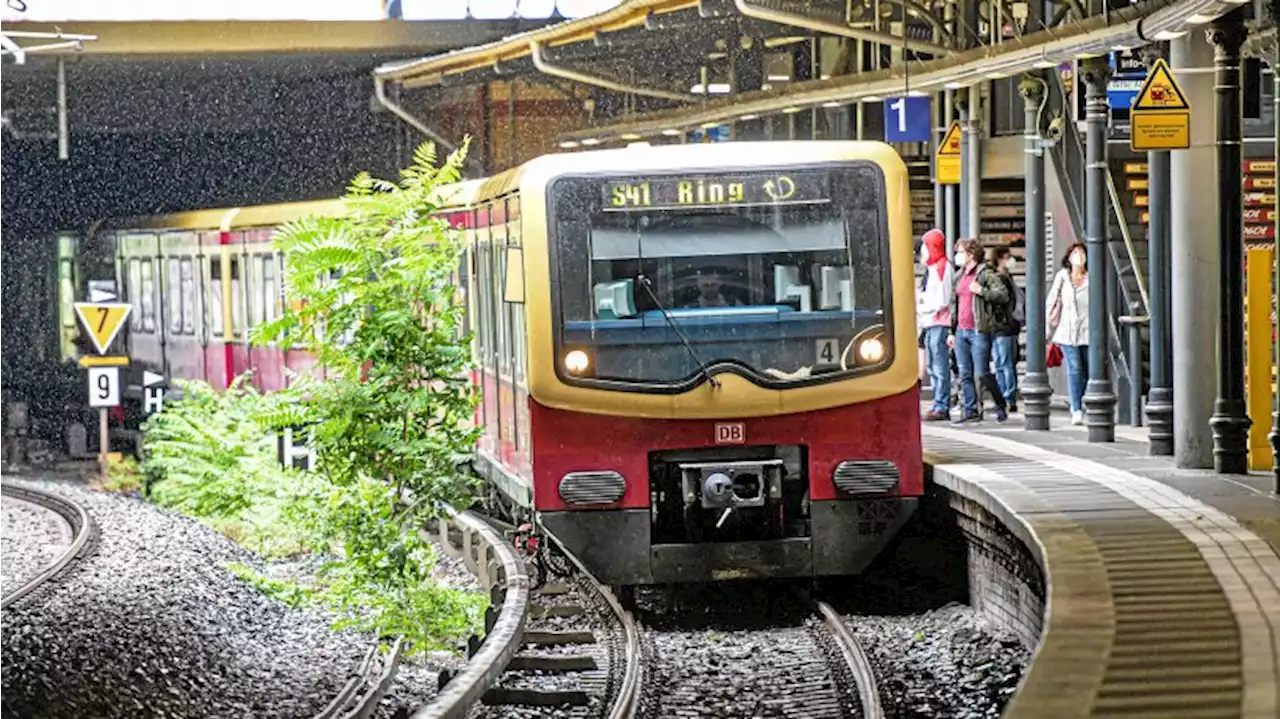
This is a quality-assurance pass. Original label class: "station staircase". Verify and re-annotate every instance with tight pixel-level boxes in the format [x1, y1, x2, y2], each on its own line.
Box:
[1046, 72, 1150, 421]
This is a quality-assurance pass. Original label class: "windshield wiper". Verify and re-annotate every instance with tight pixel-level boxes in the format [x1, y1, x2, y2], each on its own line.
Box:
[636, 275, 721, 389]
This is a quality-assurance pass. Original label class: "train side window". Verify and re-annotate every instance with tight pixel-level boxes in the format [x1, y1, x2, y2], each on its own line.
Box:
[230, 256, 243, 337]
[180, 258, 196, 335]
[168, 258, 183, 334]
[140, 259, 157, 333]
[209, 258, 224, 337]
[261, 256, 277, 323]
[127, 259, 143, 332]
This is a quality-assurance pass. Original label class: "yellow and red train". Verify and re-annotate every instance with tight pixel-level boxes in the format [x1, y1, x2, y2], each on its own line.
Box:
[63, 141, 922, 586]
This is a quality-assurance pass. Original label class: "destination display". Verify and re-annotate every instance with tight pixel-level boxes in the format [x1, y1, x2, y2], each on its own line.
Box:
[602, 171, 830, 211]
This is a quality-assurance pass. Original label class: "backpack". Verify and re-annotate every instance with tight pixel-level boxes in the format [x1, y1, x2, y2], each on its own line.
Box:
[983, 269, 1017, 332]
[1008, 278, 1025, 329]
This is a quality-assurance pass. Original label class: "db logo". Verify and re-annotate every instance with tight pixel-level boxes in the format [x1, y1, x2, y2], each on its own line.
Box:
[715, 422, 746, 445]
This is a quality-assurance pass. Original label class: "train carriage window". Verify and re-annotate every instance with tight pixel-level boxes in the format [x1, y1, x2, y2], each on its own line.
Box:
[180, 258, 196, 335]
[260, 256, 277, 324]
[127, 259, 143, 332]
[230, 256, 243, 337]
[140, 259, 157, 333]
[209, 258, 224, 337]
[168, 258, 183, 334]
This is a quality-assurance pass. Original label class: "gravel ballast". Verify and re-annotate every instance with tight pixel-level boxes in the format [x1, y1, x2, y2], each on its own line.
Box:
[0, 473, 476, 719]
[847, 603, 1030, 719]
[1, 492, 74, 596]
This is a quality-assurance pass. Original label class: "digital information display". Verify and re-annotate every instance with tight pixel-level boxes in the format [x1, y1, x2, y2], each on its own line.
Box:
[602, 171, 830, 211]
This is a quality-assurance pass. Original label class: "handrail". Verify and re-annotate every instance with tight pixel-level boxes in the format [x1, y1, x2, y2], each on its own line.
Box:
[1105, 165, 1150, 314]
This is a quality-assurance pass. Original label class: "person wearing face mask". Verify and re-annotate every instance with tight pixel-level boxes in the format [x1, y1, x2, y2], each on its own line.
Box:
[1046, 242, 1090, 425]
[915, 229, 953, 421]
[947, 238, 1010, 423]
[988, 246, 1023, 412]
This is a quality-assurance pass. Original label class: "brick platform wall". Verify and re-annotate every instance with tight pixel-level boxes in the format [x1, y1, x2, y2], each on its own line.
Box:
[935, 487, 1046, 650]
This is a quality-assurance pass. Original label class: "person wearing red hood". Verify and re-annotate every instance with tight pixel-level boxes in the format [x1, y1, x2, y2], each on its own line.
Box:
[915, 229, 953, 421]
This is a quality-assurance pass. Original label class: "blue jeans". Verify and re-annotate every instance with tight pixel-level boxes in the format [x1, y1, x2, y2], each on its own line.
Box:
[955, 329, 1004, 417]
[1059, 344, 1089, 412]
[992, 335, 1018, 405]
[924, 326, 951, 414]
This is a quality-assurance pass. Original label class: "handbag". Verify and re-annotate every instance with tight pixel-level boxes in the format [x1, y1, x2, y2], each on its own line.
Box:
[1047, 281, 1063, 328]
[1047, 344, 1064, 368]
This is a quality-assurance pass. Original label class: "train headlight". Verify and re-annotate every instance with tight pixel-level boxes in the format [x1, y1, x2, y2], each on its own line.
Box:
[564, 349, 591, 374]
[857, 337, 885, 363]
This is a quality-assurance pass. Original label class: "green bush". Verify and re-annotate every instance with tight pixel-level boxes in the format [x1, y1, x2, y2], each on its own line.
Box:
[136, 141, 488, 655]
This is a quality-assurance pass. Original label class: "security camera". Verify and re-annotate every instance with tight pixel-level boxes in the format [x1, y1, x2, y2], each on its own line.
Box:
[1044, 114, 1065, 144]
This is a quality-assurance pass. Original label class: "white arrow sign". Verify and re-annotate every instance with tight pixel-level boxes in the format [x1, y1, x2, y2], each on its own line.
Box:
[88, 281, 117, 300]
[143, 370, 165, 387]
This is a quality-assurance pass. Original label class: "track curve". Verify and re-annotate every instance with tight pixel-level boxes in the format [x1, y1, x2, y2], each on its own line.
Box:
[1, 481, 95, 609]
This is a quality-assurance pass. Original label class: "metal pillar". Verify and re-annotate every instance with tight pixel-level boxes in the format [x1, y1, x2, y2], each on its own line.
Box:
[1146, 149, 1174, 454]
[965, 85, 982, 239]
[934, 93, 944, 230]
[56, 57, 68, 161]
[1272, 44, 1280, 492]
[1171, 34, 1221, 468]
[943, 89, 959, 249]
[1207, 10, 1251, 473]
[1020, 74, 1051, 430]
[1082, 57, 1116, 442]
[957, 99, 970, 238]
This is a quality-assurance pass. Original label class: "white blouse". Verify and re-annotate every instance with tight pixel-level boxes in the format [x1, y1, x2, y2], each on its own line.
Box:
[1047, 268, 1090, 347]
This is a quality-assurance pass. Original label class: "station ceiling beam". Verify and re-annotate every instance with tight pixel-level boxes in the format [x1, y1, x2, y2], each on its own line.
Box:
[733, 0, 952, 55]
[554, 0, 1254, 144]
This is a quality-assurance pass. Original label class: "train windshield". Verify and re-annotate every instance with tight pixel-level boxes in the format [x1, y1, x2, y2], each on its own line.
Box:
[548, 163, 891, 389]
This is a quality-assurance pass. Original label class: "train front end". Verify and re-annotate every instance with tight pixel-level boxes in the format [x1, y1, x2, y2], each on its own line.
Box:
[522, 142, 921, 586]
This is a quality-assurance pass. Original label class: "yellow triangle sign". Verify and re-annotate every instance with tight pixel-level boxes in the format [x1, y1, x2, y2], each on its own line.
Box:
[1133, 58, 1189, 111]
[74, 302, 132, 355]
[938, 121, 962, 155]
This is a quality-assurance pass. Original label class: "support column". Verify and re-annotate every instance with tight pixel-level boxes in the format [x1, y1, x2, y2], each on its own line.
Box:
[1082, 57, 1116, 442]
[1271, 43, 1280, 491]
[1208, 10, 1252, 473]
[934, 94, 945, 230]
[957, 95, 971, 238]
[943, 89, 959, 248]
[1145, 149, 1174, 453]
[735, 36, 765, 141]
[1020, 74, 1051, 430]
[1171, 34, 1221, 468]
[965, 85, 982, 238]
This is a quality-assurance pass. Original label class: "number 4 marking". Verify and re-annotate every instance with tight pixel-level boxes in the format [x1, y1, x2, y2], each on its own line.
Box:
[816, 338, 839, 366]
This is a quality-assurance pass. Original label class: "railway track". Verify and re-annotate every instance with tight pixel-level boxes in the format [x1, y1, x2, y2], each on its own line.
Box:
[415, 513, 642, 719]
[1, 481, 95, 609]
[633, 593, 882, 719]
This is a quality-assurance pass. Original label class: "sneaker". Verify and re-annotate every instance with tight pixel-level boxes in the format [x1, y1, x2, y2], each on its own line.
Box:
[952, 413, 980, 425]
[924, 410, 949, 422]
[1008, 402, 1018, 414]
[995, 407, 1008, 423]
[1071, 410, 1084, 426]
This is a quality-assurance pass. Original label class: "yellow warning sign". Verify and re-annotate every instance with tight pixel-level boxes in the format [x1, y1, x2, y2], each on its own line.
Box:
[1130, 58, 1190, 152]
[936, 121, 962, 185]
[74, 302, 132, 355]
[1133, 58, 1189, 111]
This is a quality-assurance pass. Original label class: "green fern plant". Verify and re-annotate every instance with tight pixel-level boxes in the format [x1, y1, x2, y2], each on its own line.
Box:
[248, 139, 485, 652]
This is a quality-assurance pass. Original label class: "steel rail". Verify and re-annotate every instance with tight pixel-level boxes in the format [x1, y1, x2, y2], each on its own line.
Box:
[815, 600, 883, 719]
[314, 636, 405, 719]
[1, 482, 95, 610]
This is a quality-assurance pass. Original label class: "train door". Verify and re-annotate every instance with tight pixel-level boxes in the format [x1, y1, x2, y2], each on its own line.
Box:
[161, 233, 203, 383]
[200, 231, 228, 389]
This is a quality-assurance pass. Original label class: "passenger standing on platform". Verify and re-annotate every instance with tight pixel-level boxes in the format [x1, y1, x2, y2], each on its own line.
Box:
[947, 238, 1009, 424]
[988, 247, 1023, 413]
[916, 229, 953, 421]
[1047, 242, 1090, 425]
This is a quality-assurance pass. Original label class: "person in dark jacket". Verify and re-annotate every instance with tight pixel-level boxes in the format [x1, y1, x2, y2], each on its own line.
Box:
[948, 238, 1009, 423]
[988, 246, 1022, 413]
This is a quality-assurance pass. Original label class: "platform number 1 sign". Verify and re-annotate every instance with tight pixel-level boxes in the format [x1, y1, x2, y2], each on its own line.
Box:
[883, 96, 932, 143]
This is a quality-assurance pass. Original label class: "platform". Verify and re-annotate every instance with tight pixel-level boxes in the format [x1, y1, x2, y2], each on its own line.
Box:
[923, 419, 1280, 719]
